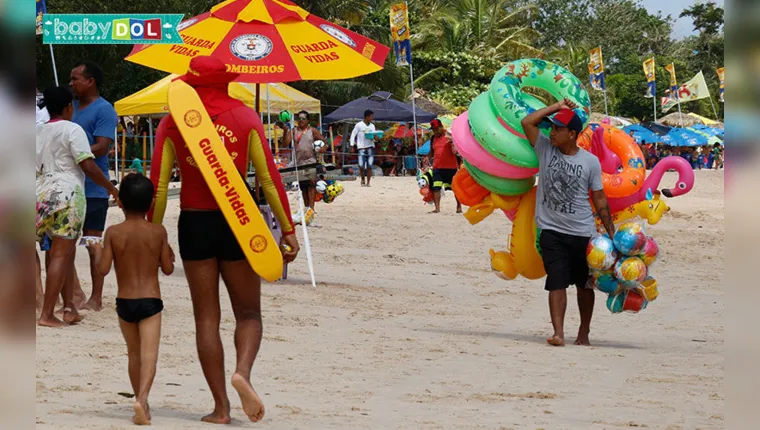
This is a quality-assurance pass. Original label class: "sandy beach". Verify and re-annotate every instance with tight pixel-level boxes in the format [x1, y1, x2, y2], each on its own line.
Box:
[36, 170, 723, 429]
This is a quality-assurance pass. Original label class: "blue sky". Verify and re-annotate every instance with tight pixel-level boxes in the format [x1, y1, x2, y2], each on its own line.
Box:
[639, 0, 724, 39]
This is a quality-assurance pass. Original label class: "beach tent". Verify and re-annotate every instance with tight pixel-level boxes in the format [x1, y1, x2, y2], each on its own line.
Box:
[323, 91, 436, 123]
[114, 74, 321, 116]
[661, 127, 708, 147]
[622, 124, 661, 144]
[690, 124, 724, 138]
[687, 112, 723, 126]
[686, 127, 723, 146]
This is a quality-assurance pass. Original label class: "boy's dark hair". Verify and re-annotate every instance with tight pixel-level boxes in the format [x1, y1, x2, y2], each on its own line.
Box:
[364, 109, 373, 118]
[297, 110, 309, 117]
[119, 173, 154, 213]
[75, 61, 104, 90]
[42, 87, 73, 116]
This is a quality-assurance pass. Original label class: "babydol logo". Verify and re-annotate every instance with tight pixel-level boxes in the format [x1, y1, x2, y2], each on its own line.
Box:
[42, 14, 184, 44]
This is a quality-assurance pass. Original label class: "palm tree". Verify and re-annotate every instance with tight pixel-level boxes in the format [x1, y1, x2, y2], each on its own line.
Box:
[413, 0, 542, 60]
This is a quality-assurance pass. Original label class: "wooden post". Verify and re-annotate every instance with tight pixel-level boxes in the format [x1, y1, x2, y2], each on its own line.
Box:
[142, 132, 147, 174]
[120, 131, 126, 181]
[329, 126, 336, 165]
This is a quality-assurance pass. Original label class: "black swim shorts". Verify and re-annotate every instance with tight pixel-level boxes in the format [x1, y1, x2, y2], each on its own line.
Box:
[431, 168, 457, 191]
[116, 298, 163, 323]
[539, 229, 592, 291]
[178, 211, 245, 261]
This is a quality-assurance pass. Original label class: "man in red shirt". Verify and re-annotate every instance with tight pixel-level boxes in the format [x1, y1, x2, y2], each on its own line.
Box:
[149, 56, 298, 424]
[427, 119, 462, 213]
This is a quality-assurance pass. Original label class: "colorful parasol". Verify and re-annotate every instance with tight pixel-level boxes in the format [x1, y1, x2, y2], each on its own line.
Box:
[125, 0, 390, 83]
[384, 123, 428, 139]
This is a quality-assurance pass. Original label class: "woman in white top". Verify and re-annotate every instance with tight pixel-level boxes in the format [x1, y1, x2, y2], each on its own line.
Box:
[37, 87, 118, 328]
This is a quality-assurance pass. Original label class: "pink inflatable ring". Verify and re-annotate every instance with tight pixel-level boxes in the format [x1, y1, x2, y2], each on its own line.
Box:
[452, 112, 538, 180]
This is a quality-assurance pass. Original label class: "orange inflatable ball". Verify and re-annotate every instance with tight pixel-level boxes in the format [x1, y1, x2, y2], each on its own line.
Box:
[452, 168, 490, 207]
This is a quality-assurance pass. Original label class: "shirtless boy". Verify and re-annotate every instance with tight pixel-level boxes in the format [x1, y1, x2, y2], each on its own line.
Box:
[98, 174, 174, 425]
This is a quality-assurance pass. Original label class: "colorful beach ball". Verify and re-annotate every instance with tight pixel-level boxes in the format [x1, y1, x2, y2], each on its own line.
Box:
[614, 256, 648, 285]
[594, 271, 620, 294]
[638, 236, 659, 266]
[586, 236, 618, 271]
[613, 222, 648, 256]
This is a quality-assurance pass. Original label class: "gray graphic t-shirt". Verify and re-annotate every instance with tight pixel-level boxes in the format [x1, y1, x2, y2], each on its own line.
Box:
[534, 133, 603, 237]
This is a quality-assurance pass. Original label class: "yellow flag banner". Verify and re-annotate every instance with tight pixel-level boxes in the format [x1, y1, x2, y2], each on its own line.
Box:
[716, 67, 724, 102]
[665, 63, 678, 90]
[589, 47, 604, 74]
[390, 3, 412, 67]
[643, 57, 656, 98]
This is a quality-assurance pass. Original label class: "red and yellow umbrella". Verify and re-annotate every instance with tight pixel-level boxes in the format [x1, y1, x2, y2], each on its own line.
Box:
[125, 0, 390, 83]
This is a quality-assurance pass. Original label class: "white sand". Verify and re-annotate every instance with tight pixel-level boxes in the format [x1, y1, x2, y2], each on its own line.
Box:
[36, 170, 724, 429]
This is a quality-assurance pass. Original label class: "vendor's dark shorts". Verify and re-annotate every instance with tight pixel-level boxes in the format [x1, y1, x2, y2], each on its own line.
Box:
[83, 198, 109, 232]
[178, 211, 245, 261]
[539, 229, 591, 291]
[298, 164, 326, 190]
[431, 168, 457, 191]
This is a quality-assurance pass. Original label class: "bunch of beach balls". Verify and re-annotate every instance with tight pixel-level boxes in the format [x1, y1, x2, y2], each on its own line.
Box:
[315, 179, 344, 204]
[586, 221, 660, 314]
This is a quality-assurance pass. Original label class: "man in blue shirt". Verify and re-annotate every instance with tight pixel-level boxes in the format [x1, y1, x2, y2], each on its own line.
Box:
[69, 61, 118, 312]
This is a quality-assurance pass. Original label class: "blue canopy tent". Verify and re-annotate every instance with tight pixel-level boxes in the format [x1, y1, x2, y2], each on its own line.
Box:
[661, 127, 709, 147]
[323, 91, 436, 123]
[324, 91, 436, 169]
[622, 124, 661, 144]
[690, 124, 724, 139]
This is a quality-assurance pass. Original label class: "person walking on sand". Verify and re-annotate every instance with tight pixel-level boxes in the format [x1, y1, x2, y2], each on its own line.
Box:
[349, 109, 379, 186]
[521, 100, 615, 347]
[148, 56, 300, 424]
[282, 110, 328, 210]
[426, 118, 462, 214]
[36, 86, 118, 328]
[97, 174, 174, 426]
[68, 61, 119, 312]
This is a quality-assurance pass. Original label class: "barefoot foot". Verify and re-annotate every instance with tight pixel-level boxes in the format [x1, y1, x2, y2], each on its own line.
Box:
[81, 299, 103, 312]
[231, 373, 265, 422]
[63, 308, 84, 325]
[574, 332, 591, 346]
[201, 410, 231, 424]
[546, 335, 565, 346]
[132, 401, 151, 425]
[38, 315, 66, 328]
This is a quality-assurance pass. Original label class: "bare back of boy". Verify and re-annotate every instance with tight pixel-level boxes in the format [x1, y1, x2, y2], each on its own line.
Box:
[102, 220, 173, 298]
[99, 218, 173, 426]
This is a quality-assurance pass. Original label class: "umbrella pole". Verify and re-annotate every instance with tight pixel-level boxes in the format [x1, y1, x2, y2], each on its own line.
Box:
[266, 84, 272, 151]
[676, 94, 684, 128]
[142, 132, 147, 174]
[148, 115, 154, 175]
[653, 91, 657, 122]
[707, 92, 719, 120]
[409, 60, 419, 173]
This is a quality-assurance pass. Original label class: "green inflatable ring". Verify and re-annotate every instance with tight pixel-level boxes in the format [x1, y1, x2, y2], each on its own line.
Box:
[463, 161, 536, 196]
[489, 58, 591, 131]
[467, 58, 592, 169]
[468, 92, 539, 168]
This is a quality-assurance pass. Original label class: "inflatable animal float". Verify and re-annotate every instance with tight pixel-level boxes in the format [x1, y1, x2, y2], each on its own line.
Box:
[449, 58, 694, 282]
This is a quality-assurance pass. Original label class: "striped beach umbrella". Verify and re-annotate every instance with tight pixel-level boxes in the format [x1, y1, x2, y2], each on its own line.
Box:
[125, 0, 390, 83]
